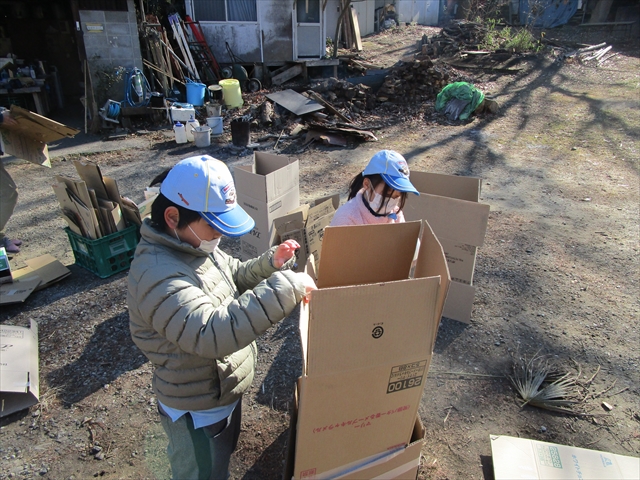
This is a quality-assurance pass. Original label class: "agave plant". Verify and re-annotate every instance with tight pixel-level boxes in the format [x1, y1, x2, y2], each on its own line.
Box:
[509, 353, 580, 412]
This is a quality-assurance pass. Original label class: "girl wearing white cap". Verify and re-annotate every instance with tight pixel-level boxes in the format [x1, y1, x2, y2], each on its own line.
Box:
[128, 155, 316, 480]
[330, 150, 419, 226]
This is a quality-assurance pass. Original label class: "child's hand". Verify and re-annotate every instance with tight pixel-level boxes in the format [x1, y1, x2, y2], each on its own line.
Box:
[273, 239, 300, 269]
[295, 272, 317, 304]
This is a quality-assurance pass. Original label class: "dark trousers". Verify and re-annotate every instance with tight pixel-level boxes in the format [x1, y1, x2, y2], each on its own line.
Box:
[158, 400, 242, 480]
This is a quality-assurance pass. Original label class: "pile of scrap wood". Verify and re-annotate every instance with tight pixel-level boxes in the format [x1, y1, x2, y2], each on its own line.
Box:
[418, 21, 489, 59]
[551, 42, 615, 65]
[376, 57, 451, 103]
[310, 78, 377, 115]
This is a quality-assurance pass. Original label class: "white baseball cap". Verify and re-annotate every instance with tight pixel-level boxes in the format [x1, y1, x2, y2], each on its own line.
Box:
[362, 150, 419, 195]
[161, 155, 255, 237]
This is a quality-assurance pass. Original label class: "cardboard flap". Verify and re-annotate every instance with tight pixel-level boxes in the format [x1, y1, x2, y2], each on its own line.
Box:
[442, 281, 476, 324]
[12, 255, 71, 290]
[415, 220, 451, 341]
[306, 278, 439, 376]
[410, 171, 482, 201]
[314, 193, 341, 211]
[307, 196, 338, 224]
[0, 279, 41, 305]
[73, 160, 109, 200]
[318, 222, 421, 289]
[10, 105, 79, 143]
[404, 193, 490, 247]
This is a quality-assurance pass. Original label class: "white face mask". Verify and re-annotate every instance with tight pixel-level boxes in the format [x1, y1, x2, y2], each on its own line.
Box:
[367, 190, 401, 215]
[188, 225, 221, 254]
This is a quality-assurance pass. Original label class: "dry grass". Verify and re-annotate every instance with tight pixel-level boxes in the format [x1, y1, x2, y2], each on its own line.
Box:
[509, 353, 583, 414]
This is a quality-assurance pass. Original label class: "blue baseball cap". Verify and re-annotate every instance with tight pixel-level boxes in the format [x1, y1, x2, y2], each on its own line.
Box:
[362, 150, 419, 195]
[161, 155, 255, 237]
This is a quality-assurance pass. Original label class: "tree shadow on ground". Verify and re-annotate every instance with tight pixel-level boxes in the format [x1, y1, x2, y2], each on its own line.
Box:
[238, 429, 289, 480]
[46, 311, 147, 406]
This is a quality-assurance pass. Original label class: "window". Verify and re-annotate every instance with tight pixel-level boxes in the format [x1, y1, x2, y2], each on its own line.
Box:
[296, 0, 320, 23]
[194, 0, 257, 22]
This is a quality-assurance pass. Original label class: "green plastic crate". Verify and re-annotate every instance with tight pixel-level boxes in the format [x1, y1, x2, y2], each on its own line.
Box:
[65, 225, 140, 278]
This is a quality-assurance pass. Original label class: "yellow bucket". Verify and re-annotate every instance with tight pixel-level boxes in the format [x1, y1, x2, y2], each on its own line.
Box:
[218, 79, 243, 109]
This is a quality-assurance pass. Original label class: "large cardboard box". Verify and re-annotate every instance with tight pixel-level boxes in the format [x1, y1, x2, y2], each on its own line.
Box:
[403, 171, 490, 323]
[290, 220, 450, 479]
[284, 387, 426, 480]
[273, 194, 339, 273]
[0, 320, 40, 417]
[490, 435, 640, 480]
[234, 152, 300, 260]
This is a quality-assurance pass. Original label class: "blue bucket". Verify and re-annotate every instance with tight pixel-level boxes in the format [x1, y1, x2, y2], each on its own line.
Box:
[185, 79, 206, 106]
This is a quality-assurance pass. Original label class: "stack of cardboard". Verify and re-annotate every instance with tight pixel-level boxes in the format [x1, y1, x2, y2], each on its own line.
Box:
[403, 171, 490, 323]
[284, 220, 450, 479]
[234, 152, 300, 260]
[52, 160, 141, 239]
[273, 194, 339, 273]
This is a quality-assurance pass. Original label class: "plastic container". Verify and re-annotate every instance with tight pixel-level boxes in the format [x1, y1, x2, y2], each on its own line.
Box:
[193, 126, 211, 148]
[170, 103, 195, 122]
[206, 102, 222, 117]
[65, 225, 140, 278]
[230, 118, 250, 147]
[207, 117, 223, 135]
[219, 79, 243, 108]
[186, 79, 206, 106]
[174, 122, 187, 144]
[186, 116, 199, 142]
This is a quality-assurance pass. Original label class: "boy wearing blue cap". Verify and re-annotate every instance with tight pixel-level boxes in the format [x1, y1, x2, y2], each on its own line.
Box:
[330, 150, 419, 226]
[127, 155, 316, 480]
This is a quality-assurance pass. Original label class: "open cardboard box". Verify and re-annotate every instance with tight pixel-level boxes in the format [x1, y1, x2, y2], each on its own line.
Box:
[491, 435, 640, 479]
[0, 320, 39, 417]
[234, 152, 300, 260]
[286, 220, 450, 479]
[403, 171, 490, 323]
[273, 194, 340, 273]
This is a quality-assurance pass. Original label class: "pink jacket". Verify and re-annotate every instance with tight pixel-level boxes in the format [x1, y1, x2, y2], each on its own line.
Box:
[330, 191, 405, 226]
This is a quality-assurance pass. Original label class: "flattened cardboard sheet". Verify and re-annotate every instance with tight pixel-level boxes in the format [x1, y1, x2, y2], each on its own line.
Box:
[1, 106, 78, 165]
[491, 435, 640, 480]
[0, 319, 40, 417]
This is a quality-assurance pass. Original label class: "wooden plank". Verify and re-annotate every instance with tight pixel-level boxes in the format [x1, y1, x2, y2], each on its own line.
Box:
[271, 64, 304, 86]
[306, 91, 353, 124]
[350, 6, 363, 52]
[304, 59, 340, 67]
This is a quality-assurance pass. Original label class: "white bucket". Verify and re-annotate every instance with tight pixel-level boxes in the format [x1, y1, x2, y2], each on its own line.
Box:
[193, 126, 211, 148]
[206, 103, 222, 117]
[206, 117, 223, 135]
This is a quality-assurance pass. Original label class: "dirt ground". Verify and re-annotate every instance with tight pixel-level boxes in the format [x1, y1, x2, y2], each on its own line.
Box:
[1, 24, 639, 480]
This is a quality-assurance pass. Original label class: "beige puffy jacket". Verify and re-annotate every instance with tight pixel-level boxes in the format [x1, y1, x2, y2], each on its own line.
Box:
[128, 219, 306, 411]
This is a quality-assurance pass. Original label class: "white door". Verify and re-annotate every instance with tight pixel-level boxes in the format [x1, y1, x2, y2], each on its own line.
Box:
[294, 0, 323, 58]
